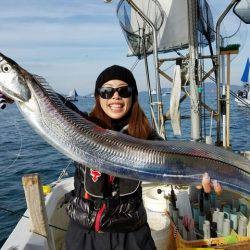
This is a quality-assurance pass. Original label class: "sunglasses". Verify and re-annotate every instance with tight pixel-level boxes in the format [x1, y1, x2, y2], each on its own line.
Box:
[98, 86, 133, 99]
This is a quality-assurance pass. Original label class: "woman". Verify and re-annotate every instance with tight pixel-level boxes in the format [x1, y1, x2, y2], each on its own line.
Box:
[64, 65, 160, 250]
[0, 65, 221, 249]
[62, 65, 221, 250]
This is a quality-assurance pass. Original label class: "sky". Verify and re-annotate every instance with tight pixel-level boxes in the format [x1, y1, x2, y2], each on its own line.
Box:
[0, 0, 249, 95]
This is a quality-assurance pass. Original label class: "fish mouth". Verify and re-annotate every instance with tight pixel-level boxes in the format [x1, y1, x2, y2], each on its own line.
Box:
[0, 85, 28, 102]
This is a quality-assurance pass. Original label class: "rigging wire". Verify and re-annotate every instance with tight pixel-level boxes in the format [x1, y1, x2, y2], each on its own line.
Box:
[224, 21, 242, 40]
[229, 25, 248, 63]
[130, 58, 140, 72]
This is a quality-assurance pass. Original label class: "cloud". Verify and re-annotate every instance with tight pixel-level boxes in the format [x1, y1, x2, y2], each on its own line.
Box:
[0, 0, 138, 94]
[0, 21, 121, 48]
[0, 0, 114, 19]
[0, 0, 249, 95]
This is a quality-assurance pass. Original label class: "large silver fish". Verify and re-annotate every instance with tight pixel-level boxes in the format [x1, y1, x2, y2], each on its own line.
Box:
[0, 53, 249, 196]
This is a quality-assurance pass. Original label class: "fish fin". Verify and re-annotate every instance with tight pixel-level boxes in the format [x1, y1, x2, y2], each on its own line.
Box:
[32, 74, 92, 129]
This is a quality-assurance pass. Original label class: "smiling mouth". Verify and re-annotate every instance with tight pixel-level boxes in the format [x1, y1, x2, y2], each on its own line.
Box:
[109, 104, 124, 111]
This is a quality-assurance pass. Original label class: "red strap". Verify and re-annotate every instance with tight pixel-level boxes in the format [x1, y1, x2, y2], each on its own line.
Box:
[109, 175, 115, 183]
[95, 203, 106, 232]
[84, 191, 90, 199]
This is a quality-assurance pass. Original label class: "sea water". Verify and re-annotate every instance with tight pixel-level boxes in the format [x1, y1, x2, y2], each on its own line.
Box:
[0, 86, 249, 246]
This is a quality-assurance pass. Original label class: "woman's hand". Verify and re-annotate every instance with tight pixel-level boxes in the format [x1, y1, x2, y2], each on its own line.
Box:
[196, 172, 222, 195]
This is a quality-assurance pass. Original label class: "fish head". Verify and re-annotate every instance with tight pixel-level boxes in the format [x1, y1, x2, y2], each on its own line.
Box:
[0, 53, 31, 103]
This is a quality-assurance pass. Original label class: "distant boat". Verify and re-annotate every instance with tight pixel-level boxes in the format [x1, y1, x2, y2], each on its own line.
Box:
[235, 58, 250, 106]
[162, 91, 171, 96]
[83, 93, 94, 98]
[66, 89, 78, 102]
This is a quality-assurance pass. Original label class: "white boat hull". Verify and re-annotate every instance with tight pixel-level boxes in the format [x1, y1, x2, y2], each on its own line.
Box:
[235, 97, 250, 106]
[2, 178, 74, 250]
[2, 178, 174, 250]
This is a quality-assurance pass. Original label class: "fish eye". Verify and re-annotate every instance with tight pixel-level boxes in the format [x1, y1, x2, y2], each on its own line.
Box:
[2, 64, 11, 73]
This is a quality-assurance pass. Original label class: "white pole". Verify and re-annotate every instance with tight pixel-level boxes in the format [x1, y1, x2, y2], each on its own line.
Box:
[221, 38, 227, 147]
[187, 0, 200, 141]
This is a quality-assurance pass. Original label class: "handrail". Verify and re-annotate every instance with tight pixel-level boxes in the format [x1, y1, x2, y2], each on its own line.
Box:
[215, 0, 241, 144]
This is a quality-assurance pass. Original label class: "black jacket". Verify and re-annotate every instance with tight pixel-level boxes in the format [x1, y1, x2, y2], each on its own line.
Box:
[60, 95, 163, 232]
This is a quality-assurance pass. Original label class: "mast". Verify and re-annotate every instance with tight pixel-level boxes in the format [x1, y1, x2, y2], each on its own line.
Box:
[187, 0, 200, 141]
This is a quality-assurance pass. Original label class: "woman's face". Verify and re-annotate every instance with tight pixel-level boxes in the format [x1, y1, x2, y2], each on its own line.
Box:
[99, 80, 132, 119]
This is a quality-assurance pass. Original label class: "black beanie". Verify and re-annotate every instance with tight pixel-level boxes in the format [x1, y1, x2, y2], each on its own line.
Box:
[95, 65, 138, 96]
